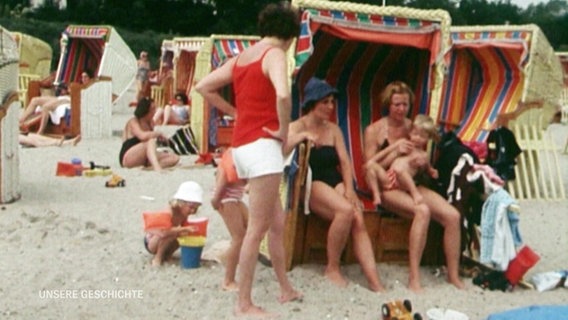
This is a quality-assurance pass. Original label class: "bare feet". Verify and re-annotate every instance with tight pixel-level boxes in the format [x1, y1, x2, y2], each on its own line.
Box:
[408, 278, 424, 293]
[278, 289, 303, 304]
[448, 276, 466, 290]
[369, 282, 386, 293]
[222, 281, 239, 292]
[325, 268, 349, 288]
[61, 135, 81, 147]
[71, 134, 82, 146]
[151, 257, 162, 267]
[234, 304, 277, 319]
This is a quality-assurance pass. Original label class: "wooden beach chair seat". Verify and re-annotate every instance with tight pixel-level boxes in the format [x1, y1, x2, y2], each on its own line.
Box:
[281, 141, 444, 271]
[23, 77, 113, 139]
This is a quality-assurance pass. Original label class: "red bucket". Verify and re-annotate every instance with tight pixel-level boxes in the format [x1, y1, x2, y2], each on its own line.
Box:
[505, 245, 540, 285]
[187, 216, 208, 237]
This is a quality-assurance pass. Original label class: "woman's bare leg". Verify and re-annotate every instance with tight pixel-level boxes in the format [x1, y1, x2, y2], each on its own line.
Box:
[20, 96, 52, 124]
[157, 152, 180, 169]
[122, 142, 152, 168]
[235, 173, 280, 318]
[309, 182, 354, 287]
[381, 189, 430, 292]
[36, 109, 52, 134]
[351, 210, 385, 292]
[61, 135, 82, 147]
[153, 108, 164, 125]
[267, 196, 302, 303]
[418, 186, 465, 289]
[145, 138, 163, 171]
[163, 105, 173, 125]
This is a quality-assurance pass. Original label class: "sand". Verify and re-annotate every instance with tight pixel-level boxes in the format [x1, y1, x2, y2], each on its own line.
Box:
[1, 103, 567, 319]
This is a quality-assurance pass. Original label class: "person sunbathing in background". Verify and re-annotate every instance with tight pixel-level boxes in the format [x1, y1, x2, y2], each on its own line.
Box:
[19, 133, 81, 148]
[210, 148, 249, 291]
[152, 92, 190, 125]
[365, 114, 440, 205]
[19, 83, 70, 134]
[144, 181, 203, 266]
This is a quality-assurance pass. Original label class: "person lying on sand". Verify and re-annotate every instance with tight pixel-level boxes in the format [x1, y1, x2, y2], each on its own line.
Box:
[19, 133, 81, 148]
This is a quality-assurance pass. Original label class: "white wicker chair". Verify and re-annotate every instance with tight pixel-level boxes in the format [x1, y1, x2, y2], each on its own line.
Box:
[0, 26, 22, 203]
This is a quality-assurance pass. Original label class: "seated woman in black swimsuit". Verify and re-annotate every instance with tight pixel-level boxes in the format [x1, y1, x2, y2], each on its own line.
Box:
[285, 77, 384, 292]
[120, 97, 179, 171]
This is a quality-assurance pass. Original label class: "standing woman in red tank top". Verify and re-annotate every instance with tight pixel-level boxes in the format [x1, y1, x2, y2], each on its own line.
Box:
[196, 2, 302, 318]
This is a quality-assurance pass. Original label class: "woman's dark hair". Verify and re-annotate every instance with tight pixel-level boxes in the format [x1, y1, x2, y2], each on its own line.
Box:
[82, 69, 94, 78]
[258, 2, 301, 40]
[175, 92, 189, 105]
[135, 97, 153, 118]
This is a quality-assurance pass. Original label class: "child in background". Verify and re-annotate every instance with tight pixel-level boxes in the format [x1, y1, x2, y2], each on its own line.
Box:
[211, 148, 248, 291]
[144, 181, 203, 266]
[366, 114, 440, 205]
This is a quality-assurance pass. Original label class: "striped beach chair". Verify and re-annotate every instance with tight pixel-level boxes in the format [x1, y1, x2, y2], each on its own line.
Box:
[278, 0, 452, 269]
[440, 25, 565, 200]
[54, 25, 136, 105]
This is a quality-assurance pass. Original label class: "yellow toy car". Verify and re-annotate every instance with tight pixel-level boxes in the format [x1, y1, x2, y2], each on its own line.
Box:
[105, 174, 125, 187]
[381, 299, 422, 320]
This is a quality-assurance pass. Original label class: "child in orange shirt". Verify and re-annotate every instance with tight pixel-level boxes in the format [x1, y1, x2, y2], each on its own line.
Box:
[144, 181, 203, 266]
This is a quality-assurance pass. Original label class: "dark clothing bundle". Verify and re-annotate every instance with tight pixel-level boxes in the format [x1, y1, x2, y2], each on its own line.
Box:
[486, 127, 522, 181]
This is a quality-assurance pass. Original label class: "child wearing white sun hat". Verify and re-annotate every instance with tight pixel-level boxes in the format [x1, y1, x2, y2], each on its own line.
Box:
[143, 181, 204, 266]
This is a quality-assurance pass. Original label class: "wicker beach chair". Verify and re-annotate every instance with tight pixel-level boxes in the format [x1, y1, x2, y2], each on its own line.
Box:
[0, 26, 21, 203]
[440, 25, 565, 200]
[10, 32, 52, 107]
[54, 25, 136, 104]
[269, 0, 453, 270]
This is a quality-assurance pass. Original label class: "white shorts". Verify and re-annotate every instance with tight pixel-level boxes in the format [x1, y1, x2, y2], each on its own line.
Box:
[232, 138, 284, 179]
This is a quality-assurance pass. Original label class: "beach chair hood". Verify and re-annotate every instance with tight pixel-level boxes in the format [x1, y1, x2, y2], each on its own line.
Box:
[55, 25, 136, 100]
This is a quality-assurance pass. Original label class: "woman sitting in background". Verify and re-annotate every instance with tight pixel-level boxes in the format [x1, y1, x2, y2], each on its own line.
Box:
[153, 92, 190, 125]
[119, 97, 179, 172]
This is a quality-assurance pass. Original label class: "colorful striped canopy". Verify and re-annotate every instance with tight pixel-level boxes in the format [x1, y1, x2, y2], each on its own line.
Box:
[56, 26, 110, 85]
[172, 37, 208, 96]
[439, 29, 531, 142]
[291, 1, 450, 193]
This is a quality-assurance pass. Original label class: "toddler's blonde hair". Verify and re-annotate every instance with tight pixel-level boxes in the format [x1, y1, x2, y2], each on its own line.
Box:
[413, 114, 440, 142]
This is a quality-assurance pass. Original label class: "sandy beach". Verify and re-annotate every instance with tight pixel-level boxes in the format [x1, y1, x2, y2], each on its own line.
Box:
[1, 100, 567, 319]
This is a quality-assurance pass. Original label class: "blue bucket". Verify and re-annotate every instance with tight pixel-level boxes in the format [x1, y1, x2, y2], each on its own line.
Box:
[180, 245, 203, 269]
